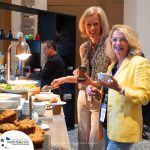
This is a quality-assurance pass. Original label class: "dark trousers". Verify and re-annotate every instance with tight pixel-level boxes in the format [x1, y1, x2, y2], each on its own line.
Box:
[52, 88, 63, 101]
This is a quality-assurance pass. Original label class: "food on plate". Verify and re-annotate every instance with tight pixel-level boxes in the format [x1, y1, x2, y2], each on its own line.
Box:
[0, 109, 16, 124]
[4, 84, 12, 89]
[0, 80, 38, 92]
[50, 98, 58, 103]
[0, 83, 11, 89]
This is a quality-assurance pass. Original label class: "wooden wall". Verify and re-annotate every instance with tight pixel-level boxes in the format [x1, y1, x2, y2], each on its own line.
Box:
[0, 9, 11, 63]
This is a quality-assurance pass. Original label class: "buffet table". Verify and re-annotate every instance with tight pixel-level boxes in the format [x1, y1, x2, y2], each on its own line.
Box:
[39, 107, 71, 150]
[0, 82, 71, 149]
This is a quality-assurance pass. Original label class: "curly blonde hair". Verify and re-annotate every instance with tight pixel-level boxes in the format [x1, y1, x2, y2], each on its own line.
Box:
[106, 24, 142, 61]
[79, 6, 109, 38]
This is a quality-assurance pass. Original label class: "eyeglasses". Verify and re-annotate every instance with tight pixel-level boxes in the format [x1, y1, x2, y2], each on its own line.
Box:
[111, 37, 127, 43]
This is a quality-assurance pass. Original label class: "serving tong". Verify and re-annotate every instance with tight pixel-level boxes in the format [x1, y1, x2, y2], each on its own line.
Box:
[41, 85, 53, 93]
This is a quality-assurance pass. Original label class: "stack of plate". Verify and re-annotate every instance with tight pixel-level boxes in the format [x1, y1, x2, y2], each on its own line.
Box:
[22, 100, 30, 115]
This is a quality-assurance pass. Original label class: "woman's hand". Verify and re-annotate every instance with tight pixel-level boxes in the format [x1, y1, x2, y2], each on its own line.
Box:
[73, 69, 79, 76]
[51, 77, 66, 89]
[86, 85, 101, 100]
[98, 75, 122, 92]
[77, 72, 90, 85]
[81, 73, 100, 87]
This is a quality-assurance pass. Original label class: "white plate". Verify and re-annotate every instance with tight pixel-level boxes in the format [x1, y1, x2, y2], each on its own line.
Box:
[51, 101, 66, 106]
[0, 87, 39, 93]
[0, 88, 28, 93]
[40, 123, 49, 130]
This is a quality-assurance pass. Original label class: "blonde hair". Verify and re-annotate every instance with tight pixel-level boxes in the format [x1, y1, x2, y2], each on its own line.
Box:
[79, 6, 109, 38]
[106, 24, 142, 61]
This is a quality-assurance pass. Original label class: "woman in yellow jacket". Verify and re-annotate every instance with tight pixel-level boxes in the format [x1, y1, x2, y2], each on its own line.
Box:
[87, 24, 150, 150]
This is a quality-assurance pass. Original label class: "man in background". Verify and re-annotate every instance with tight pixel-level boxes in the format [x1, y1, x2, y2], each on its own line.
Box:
[26, 40, 65, 96]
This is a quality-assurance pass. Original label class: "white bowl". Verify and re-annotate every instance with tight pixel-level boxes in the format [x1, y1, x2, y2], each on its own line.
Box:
[0, 93, 22, 101]
[33, 102, 46, 109]
[97, 72, 111, 82]
[33, 108, 46, 116]
[0, 100, 20, 109]
[33, 102, 46, 116]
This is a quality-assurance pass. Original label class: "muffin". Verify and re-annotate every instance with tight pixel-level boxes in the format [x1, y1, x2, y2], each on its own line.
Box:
[0, 123, 18, 133]
[0, 109, 16, 124]
[17, 119, 36, 135]
[28, 126, 45, 148]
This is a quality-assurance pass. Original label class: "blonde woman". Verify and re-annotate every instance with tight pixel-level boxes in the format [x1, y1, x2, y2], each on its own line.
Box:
[51, 6, 110, 150]
[87, 24, 150, 150]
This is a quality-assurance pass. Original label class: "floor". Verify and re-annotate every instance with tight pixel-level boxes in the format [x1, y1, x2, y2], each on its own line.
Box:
[68, 126, 150, 150]
[68, 127, 78, 150]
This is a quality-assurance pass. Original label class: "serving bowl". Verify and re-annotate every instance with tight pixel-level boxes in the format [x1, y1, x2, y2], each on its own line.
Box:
[33, 102, 46, 109]
[0, 100, 20, 109]
[0, 93, 22, 100]
[33, 102, 46, 116]
[0, 93, 21, 109]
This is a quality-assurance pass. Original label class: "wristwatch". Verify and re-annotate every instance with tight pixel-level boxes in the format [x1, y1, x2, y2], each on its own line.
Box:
[119, 88, 125, 95]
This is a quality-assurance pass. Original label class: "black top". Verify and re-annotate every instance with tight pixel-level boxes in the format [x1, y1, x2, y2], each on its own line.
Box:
[29, 53, 65, 87]
[101, 63, 118, 129]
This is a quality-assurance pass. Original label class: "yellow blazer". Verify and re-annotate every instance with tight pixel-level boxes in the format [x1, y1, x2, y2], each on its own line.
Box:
[107, 56, 150, 143]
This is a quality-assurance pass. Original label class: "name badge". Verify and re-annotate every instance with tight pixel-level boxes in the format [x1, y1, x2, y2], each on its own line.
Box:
[100, 103, 107, 122]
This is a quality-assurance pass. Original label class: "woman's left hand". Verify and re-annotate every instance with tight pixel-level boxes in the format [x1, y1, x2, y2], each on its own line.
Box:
[86, 85, 101, 100]
[98, 75, 122, 92]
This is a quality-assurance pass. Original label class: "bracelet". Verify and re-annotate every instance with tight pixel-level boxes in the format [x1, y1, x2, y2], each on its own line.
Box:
[119, 88, 125, 95]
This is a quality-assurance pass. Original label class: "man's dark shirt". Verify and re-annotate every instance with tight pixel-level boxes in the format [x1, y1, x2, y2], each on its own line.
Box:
[29, 53, 65, 88]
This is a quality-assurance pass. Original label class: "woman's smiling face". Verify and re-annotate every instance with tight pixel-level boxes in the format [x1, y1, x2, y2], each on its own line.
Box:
[111, 30, 129, 61]
[84, 14, 101, 43]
